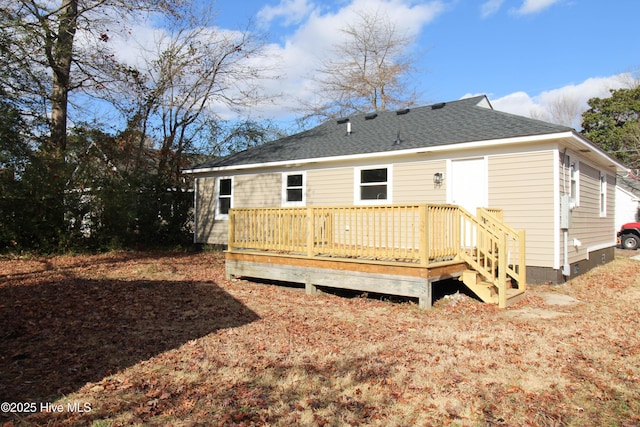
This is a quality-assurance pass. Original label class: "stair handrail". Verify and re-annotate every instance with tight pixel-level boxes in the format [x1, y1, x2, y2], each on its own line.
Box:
[456, 207, 502, 284]
[456, 206, 526, 308]
[476, 208, 526, 292]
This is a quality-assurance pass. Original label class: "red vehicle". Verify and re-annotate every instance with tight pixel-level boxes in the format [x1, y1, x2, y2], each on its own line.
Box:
[618, 222, 640, 250]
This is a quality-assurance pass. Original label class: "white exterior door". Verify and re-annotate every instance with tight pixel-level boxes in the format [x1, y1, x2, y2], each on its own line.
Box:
[449, 157, 488, 214]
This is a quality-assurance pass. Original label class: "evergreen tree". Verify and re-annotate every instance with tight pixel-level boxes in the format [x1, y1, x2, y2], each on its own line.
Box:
[582, 86, 640, 169]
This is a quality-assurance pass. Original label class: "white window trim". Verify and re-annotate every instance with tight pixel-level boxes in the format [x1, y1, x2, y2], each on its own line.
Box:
[569, 158, 580, 209]
[282, 171, 306, 206]
[215, 176, 233, 220]
[600, 172, 607, 217]
[193, 178, 199, 242]
[354, 165, 393, 205]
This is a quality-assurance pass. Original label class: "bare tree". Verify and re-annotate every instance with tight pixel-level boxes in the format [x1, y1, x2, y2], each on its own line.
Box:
[0, 0, 178, 156]
[531, 94, 583, 128]
[105, 6, 273, 183]
[299, 8, 420, 125]
[0, 0, 179, 239]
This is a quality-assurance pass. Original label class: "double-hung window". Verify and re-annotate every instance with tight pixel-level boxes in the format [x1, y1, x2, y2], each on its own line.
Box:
[569, 157, 580, 208]
[356, 166, 391, 204]
[600, 172, 607, 217]
[217, 177, 232, 218]
[283, 172, 305, 206]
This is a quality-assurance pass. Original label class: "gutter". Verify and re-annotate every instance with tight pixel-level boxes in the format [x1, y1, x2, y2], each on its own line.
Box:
[569, 130, 628, 173]
[183, 132, 580, 175]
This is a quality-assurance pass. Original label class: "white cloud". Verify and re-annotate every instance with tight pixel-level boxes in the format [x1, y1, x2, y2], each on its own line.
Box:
[513, 0, 561, 15]
[490, 73, 632, 129]
[481, 0, 563, 18]
[109, 24, 167, 70]
[489, 91, 536, 117]
[257, 0, 316, 27]
[99, 0, 446, 124]
[481, 0, 505, 18]
[248, 0, 446, 120]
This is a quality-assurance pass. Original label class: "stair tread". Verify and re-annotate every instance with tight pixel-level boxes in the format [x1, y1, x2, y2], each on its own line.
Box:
[506, 288, 526, 297]
[477, 281, 495, 287]
[462, 268, 525, 307]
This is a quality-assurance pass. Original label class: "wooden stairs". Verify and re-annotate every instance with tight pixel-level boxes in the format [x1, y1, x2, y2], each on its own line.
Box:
[454, 207, 527, 308]
[461, 269, 526, 308]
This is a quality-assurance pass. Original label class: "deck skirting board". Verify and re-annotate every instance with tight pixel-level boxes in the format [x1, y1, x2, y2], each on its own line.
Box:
[227, 259, 438, 309]
[226, 251, 468, 309]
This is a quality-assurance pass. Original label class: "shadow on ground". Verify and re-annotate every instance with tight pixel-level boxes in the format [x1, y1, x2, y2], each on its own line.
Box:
[0, 271, 259, 405]
[244, 276, 473, 307]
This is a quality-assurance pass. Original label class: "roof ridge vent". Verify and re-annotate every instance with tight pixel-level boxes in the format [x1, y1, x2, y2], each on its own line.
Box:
[396, 108, 410, 115]
[365, 112, 378, 120]
[336, 117, 349, 124]
[431, 102, 446, 110]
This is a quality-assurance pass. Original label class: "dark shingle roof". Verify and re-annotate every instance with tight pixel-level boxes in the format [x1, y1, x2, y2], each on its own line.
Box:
[192, 95, 572, 170]
[618, 175, 640, 197]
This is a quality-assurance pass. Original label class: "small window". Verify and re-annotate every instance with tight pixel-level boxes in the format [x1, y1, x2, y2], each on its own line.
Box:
[283, 172, 305, 206]
[600, 173, 607, 217]
[217, 178, 232, 217]
[356, 166, 391, 203]
[569, 158, 579, 208]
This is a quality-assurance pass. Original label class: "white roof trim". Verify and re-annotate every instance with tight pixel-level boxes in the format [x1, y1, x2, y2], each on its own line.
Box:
[569, 131, 628, 172]
[616, 184, 640, 201]
[183, 131, 625, 175]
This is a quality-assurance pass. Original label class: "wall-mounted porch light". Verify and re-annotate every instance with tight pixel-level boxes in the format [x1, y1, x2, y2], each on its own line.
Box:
[433, 172, 444, 185]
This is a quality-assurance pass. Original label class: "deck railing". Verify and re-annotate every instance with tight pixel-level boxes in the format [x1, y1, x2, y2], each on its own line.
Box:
[477, 208, 526, 291]
[452, 208, 527, 307]
[228, 204, 527, 308]
[229, 205, 470, 264]
[230, 204, 523, 275]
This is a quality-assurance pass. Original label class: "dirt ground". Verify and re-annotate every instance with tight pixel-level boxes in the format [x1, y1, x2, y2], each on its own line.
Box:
[1, 250, 639, 426]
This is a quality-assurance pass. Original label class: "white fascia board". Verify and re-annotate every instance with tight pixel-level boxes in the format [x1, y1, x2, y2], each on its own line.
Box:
[569, 131, 629, 172]
[617, 185, 637, 199]
[183, 132, 578, 175]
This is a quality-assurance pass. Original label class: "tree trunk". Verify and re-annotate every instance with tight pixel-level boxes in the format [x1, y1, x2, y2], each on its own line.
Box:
[50, 0, 79, 154]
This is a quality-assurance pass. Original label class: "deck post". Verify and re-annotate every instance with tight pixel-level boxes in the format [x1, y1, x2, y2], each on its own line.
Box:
[226, 210, 235, 281]
[228, 209, 235, 252]
[498, 231, 508, 308]
[305, 273, 318, 296]
[519, 229, 527, 291]
[306, 207, 314, 258]
[418, 279, 433, 309]
[419, 205, 429, 266]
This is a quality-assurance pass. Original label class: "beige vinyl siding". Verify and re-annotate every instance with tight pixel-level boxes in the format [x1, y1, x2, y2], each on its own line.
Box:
[307, 161, 447, 206]
[233, 173, 280, 207]
[394, 160, 447, 204]
[194, 173, 281, 245]
[567, 162, 616, 263]
[488, 151, 555, 267]
[194, 177, 226, 244]
[307, 167, 353, 205]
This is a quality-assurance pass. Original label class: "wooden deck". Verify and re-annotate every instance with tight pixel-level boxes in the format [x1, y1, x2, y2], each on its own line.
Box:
[225, 204, 526, 308]
[226, 251, 469, 309]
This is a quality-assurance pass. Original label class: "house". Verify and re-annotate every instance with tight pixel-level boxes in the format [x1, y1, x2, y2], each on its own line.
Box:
[616, 175, 640, 232]
[184, 95, 627, 304]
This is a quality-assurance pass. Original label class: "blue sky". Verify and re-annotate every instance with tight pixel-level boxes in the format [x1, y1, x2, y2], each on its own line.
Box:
[118, 0, 640, 130]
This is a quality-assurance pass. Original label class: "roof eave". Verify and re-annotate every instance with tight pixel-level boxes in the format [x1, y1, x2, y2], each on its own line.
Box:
[183, 131, 624, 175]
[568, 131, 629, 173]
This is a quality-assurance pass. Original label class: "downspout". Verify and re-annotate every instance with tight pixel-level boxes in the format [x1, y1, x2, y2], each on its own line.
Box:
[563, 231, 570, 277]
